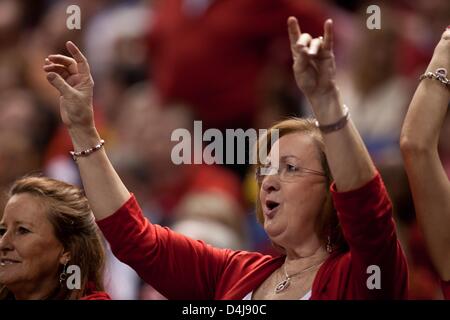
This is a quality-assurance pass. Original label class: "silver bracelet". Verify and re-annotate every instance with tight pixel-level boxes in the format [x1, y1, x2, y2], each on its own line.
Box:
[70, 139, 105, 161]
[314, 105, 350, 134]
[419, 68, 449, 89]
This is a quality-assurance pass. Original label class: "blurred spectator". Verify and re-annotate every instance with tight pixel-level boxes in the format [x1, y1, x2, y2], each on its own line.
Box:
[84, 2, 151, 125]
[0, 132, 40, 211]
[23, 0, 109, 113]
[172, 191, 247, 250]
[395, 0, 450, 77]
[337, 5, 413, 166]
[109, 82, 244, 221]
[0, 89, 57, 211]
[148, 0, 327, 131]
[0, 89, 57, 152]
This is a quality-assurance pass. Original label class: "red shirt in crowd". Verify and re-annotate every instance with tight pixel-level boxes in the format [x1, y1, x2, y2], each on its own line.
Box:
[148, 0, 326, 130]
[97, 172, 408, 299]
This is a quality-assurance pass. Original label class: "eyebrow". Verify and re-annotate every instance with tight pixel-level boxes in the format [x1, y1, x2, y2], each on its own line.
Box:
[280, 155, 300, 161]
[0, 220, 34, 228]
[16, 220, 34, 227]
[265, 155, 301, 165]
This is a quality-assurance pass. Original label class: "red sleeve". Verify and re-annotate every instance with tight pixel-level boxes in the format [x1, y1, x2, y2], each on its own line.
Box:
[331, 173, 408, 299]
[442, 280, 450, 300]
[80, 292, 111, 300]
[96, 194, 232, 300]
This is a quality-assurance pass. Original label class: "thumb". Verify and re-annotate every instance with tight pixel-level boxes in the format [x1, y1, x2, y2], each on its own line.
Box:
[46, 72, 73, 96]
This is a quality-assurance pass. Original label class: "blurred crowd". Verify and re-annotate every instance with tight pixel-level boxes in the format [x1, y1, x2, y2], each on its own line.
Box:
[0, 0, 449, 299]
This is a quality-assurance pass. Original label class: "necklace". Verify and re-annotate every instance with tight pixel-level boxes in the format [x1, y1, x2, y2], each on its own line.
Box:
[274, 260, 323, 294]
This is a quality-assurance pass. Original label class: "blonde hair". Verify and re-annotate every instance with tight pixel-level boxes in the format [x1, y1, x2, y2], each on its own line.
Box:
[0, 175, 106, 300]
[255, 118, 347, 252]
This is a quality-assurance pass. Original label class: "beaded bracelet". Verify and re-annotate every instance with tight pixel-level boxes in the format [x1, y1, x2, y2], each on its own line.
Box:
[419, 68, 449, 90]
[70, 139, 105, 161]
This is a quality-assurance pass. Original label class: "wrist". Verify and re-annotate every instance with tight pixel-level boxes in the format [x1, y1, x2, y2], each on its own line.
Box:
[314, 105, 350, 134]
[308, 87, 345, 122]
[68, 126, 102, 151]
[419, 67, 450, 94]
[308, 85, 340, 105]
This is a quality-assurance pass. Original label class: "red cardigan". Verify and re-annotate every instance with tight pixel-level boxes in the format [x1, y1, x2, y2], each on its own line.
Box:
[97, 173, 408, 299]
[80, 291, 111, 300]
[442, 281, 450, 300]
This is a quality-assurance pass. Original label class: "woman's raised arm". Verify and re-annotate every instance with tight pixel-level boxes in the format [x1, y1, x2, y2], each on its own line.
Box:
[287, 18, 408, 299]
[44, 41, 130, 220]
[400, 28, 450, 280]
[287, 17, 376, 191]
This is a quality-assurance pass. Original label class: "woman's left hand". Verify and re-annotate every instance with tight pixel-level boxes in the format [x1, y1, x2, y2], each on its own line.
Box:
[288, 17, 337, 101]
[427, 27, 450, 77]
[43, 41, 95, 131]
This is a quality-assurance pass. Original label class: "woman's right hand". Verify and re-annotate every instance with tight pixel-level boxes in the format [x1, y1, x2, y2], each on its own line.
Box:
[43, 41, 95, 130]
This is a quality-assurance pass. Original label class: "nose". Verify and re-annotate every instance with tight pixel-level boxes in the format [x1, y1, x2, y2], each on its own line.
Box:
[261, 172, 281, 193]
[0, 231, 14, 252]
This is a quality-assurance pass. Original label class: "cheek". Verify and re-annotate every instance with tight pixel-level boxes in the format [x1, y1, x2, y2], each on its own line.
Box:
[16, 237, 62, 277]
[285, 183, 327, 220]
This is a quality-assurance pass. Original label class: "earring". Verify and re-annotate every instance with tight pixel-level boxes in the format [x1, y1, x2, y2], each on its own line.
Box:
[59, 262, 68, 285]
[326, 235, 333, 253]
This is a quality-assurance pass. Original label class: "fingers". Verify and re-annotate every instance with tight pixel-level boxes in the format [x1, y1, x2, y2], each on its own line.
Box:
[287, 16, 301, 47]
[47, 54, 78, 74]
[288, 16, 330, 58]
[289, 17, 334, 53]
[43, 63, 71, 79]
[44, 41, 92, 91]
[46, 72, 73, 96]
[308, 37, 322, 55]
[323, 19, 334, 51]
[66, 41, 91, 75]
[297, 33, 312, 47]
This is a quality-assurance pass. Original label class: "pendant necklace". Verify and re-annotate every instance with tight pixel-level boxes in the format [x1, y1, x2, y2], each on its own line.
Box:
[275, 260, 322, 294]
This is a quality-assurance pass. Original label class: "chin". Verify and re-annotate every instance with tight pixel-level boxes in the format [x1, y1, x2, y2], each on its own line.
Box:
[264, 224, 287, 244]
[0, 271, 23, 286]
[0, 275, 16, 285]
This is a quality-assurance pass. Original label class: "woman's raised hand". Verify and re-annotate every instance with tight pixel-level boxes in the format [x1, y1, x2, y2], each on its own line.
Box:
[428, 27, 450, 74]
[288, 17, 337, 101]
[43, 41, 95, 130]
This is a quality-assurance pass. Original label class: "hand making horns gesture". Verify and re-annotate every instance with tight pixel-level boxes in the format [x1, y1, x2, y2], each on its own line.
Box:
[288, 17, 336, 99]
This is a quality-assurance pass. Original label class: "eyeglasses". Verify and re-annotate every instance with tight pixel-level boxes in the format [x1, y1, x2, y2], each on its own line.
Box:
[255, 156, 326, 184]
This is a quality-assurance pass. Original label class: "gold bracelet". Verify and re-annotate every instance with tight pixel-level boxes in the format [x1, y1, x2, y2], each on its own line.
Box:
[70, 139, 105, 161]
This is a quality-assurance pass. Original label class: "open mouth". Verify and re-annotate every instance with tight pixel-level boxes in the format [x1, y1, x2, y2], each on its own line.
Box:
[0, 258, 21, 266]
[264, 200, 280, 218]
